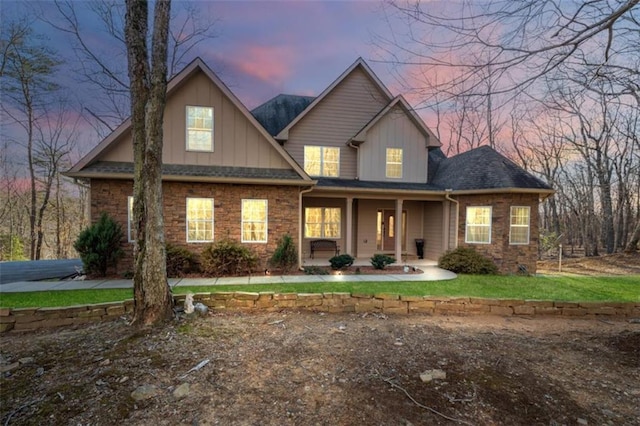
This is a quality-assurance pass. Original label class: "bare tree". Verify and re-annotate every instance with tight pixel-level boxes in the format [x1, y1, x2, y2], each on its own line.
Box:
[124, 0, 173, 326]
[1, 22, 65, 260]
[46, 0, 217, 134]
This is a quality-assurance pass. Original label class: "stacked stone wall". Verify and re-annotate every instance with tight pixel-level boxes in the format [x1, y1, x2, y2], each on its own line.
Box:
[2, 294, 637, 333]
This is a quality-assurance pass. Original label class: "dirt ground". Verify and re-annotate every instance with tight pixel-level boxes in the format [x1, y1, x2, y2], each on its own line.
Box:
[537, 251, 640, 276]
[2, 253, 639, 426]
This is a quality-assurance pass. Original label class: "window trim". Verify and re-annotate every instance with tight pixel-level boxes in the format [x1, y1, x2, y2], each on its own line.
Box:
[509, 206, 531, 245]
[186, 197, 214, 243]
[127, 196, 135, 243]
[303, 146, 340, 177]
[465, 206, 492, 244]
[386, 147, 403, 179]
[241, 199, 268, 243]
[186, 105, 214, 152]
[304, 207, 341, 239]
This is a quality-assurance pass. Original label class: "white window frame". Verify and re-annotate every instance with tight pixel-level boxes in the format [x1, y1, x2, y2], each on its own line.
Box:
[241, 199, 268, 243]
[509, 206, 531, 245]
[386, 148, 403, 178]
[303, 146, 340, 177]
[465, 206, 492, 244]
[127, 196, 135, 243]
[186, 106, 214, 152]
[304, 207, 341, 238]
[186, 197, 214, 243]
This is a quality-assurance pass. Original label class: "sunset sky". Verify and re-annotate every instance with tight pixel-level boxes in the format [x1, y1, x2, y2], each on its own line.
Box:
[3, 0, 430, 157]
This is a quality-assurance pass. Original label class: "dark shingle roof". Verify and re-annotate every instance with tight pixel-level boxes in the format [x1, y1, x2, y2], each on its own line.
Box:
[81, 161, 302, 180]
[430, 146, 552, 191]
[251, 94, 315, 136]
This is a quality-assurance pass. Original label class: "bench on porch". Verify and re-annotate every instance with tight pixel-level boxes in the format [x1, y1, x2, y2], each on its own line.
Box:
[309, 239, 340, 258]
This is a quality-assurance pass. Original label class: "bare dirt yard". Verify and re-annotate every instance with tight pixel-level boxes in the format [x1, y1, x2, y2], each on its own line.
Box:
[1, 253, 639, 426]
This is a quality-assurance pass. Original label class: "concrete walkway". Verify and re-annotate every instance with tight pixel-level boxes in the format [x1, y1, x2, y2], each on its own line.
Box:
[0, 265, 456, 293]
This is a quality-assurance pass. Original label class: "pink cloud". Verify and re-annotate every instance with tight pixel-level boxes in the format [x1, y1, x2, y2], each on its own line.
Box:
[225, 45, 294, 84]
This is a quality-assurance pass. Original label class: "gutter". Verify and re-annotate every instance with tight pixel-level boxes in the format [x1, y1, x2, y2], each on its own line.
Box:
[347, 140, 360, 180]
[445, 189, 459, 249]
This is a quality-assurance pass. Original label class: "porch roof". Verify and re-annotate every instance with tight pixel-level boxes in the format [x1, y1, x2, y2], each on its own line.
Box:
[315, 177, 443, 193]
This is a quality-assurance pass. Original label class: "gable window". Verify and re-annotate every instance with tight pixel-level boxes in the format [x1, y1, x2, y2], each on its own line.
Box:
[465, 206, 491, 244]
[305, 207, 341, 238]
[186, 106, 213, 151]
[187, 198, 214, 242]
[510, 206, 530, 245]
[127, 196, 135, 243]
[242, 199, 268, 243]
[386, 148, 403, 178]
[304, 146, 339, 177]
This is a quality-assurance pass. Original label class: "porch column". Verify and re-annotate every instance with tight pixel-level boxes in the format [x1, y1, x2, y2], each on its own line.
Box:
[345, 196, 353, 255]
[395, 198, 403, 261]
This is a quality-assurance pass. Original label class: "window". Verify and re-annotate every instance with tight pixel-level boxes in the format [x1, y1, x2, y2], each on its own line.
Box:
[386, 148, 403, 178]
[187, 198, 214, 242]
[127, 196, 135, 242]
[465, 206, 492, 244]
[510, 206, 530, 244]
[304, 146, 340, 177]
[242, 199, 268, 243]
[186, 106, 213, 151]
[305, 207, 341, 238]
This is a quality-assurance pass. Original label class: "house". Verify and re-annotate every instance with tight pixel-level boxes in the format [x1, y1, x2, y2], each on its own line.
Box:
[65, 57, 553, 274]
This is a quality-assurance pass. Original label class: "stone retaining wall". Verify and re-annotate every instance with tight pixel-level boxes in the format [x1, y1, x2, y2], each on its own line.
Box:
[2, 293, 638, 333]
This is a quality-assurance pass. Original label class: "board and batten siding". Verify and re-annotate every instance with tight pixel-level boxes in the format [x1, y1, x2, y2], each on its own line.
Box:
[358, 105, 429, 183]
[99, 70, 292, 170]
[285, 67, 390, 179]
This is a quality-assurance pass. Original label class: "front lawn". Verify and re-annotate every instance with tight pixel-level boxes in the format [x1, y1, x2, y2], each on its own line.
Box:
[1, 275, 638, 308]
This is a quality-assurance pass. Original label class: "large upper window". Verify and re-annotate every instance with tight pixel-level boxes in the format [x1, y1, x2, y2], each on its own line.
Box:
[305, 207, 341, 238]
[510, 206, 530, 245]
[186, 106, 213, 151]
[386, 148, 403, 178]
[127, 196, 135, 243]
[187, 198, 214, 242]
[304, 146, 339, 177]
[242, 199, 268, 243]
[465, 206, 492, 244]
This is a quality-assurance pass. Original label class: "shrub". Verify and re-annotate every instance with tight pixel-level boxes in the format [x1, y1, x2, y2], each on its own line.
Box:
[166, 244, 200, 277]
[269, 234, 297, 273]
[200, 238, 258, 277]
[370, 254, 396, 270]
[438, 247, 499, 275]
[303, 265, 329, 275]
[329, 254, 354, 270]
[73, 212, 124, 277]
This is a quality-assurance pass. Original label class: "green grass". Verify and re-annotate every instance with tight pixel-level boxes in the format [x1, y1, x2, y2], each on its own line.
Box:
[1, 275, 638, 308]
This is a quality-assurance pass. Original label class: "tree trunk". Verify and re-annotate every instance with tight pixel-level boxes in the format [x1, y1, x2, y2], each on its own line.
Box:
[125, 0, 173, 326]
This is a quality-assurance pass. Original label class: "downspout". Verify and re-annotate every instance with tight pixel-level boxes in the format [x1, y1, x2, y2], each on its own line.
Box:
[445, 189, 459, 249]
[298, 185, 314, 270]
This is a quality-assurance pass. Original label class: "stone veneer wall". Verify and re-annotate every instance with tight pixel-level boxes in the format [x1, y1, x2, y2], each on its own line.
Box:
[90, 179, 301, 273]
[455, 193, 540, 274]
[2, 293, 638, 333]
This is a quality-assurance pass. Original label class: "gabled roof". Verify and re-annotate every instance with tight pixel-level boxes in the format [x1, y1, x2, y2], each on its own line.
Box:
[349, 95, 440, 148]
[251, 94, 315, 137]
[66, 58, 311, 182]
[275, 57, 393, 141]
[430, 146, 553, 192]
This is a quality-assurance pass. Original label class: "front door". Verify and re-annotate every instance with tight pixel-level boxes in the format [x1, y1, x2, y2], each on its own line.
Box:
[377, 209, 407, 252]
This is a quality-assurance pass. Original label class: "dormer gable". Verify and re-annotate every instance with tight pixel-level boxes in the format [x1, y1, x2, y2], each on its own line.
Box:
[66, 58, 310, 184]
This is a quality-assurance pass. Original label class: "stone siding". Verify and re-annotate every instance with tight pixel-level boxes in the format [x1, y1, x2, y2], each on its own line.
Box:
[90, 179, 301, 272]
[455, 193, 540, 274]
[2, 296, 637, 333]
